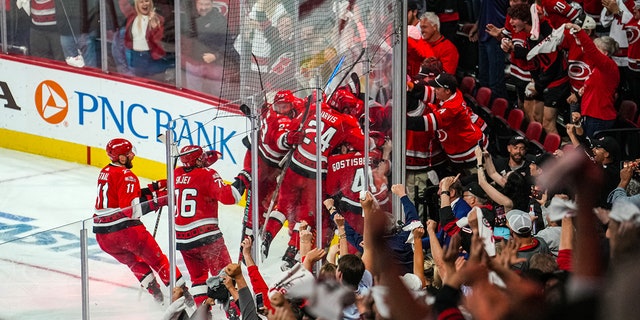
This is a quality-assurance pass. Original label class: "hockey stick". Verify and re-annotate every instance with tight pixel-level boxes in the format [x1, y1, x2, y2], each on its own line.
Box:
[324, 55, 346, 93]
[152, 133, 180, 238]
[326, 47, 365, 102]
[252, 53, 268, 104]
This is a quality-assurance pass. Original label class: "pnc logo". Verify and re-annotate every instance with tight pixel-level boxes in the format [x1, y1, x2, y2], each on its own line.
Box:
[35, 80, 68, 124]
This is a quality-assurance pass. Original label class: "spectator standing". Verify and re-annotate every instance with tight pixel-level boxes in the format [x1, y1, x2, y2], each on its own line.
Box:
[407, 73, 486, 168]
[93, 138, 187, 304]
[496, 3, 539, 121]
[539, 0, 585, 28]
[233, 9, 280, 91]
[601, 0, 634, 100]
[183, 0, 238, 96]
[119, 0, 174, 78]
[469, 0, 509, 98]
[405, 58, 451, 212]
[426, 0, 460, 47]
[56, 0, 99, 67]
[566, 23, 620, 138]
[476, 145, 532, 212]
[28, 0, 64, 61]
[336, 254, 368, 320]
[621, 2, 640, 107]
[526, 15, 572, 136]
[419, 12, 459, 75]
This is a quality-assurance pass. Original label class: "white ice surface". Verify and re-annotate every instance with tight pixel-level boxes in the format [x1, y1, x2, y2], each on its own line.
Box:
[0, 148, 290, 320]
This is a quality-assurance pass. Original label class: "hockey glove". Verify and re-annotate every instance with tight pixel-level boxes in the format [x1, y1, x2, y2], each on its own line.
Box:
[407, 78, 426, 99]
[232, 170, 251, 195]
[204, 150, 222, 167]
[285, 130, 305, 146]
[140, 179, 168, 214]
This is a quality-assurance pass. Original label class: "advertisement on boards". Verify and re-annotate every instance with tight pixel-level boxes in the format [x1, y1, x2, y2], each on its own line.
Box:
[0, 59, 249, 178]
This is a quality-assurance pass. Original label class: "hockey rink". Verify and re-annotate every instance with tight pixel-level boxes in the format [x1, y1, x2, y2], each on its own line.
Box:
[0, 148, 289, 319]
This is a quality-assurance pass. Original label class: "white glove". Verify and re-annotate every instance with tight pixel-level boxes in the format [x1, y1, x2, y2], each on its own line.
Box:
[500, 37, 512, 52]
[525, 82, 536, 97]
[161, 296, 186, 320]
[402, 220, 424, 244]
[408, 25, 422, 40]
[16, 0, 31, 15]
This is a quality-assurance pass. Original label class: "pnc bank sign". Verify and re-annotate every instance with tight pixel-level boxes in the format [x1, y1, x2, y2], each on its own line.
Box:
[0, 79, 239, 164]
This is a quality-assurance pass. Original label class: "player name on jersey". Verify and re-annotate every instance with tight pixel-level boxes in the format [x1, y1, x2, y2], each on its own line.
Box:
[176, 175, 192, 184]
[330, 156, 366, 172]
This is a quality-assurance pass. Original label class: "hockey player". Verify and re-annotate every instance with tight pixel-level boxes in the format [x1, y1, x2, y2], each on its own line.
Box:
[240, 90, 305, 258]
[325, 139, 392, 253]
[173, 145, 245, 306]
[276, 92, 371, 269]
[93, 138, 189, 304]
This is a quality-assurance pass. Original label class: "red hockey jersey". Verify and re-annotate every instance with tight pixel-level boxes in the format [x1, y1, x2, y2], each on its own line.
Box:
[326, 152, 390, 209]
[259, 108, 294, 167]
[561, 29, 591, 92]
[406, 103, 447, 170]
[541, 0, 582, 28]
[174, 167, 241, 250]
[422, 90, 485, 164]
[624, 17, 640, 71]
[289, 103, 366, 178]
[93, 164, 144, 233]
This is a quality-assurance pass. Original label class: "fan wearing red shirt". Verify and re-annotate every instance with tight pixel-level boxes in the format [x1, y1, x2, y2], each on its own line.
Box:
[407, 73, 487, 168]
[419, 12, 459, 75]
[566, 23, 620, 138]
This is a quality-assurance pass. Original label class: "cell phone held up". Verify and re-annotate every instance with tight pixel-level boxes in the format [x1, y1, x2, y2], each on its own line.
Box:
[255, 292, 264, 309]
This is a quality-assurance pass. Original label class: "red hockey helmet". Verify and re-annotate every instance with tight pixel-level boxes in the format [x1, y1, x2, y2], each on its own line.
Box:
[272, 90, 296, 115]
[179, 145, 204, 168]
[328, 86, 364, 118]
[106, 138, 135, 162]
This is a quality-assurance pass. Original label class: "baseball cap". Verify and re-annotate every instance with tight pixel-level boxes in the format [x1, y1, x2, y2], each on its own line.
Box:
[508, 135, 528, 147]
[408, 0, 422, 11]
[531, 152, 552, 167]
[506, 209, 532, 236]
[466, 181, 487, 199]
[592, 136, 621, 161]
[427, 73, 457, 91]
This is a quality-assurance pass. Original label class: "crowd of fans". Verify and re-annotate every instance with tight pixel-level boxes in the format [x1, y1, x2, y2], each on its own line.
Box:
[40, 0, 640, 318]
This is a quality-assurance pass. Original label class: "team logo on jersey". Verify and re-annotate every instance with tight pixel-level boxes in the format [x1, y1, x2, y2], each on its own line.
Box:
[568, 61, 591, 81]
[626, 26, 640, 45]
[35, 80, 68, 124]
[212, 1, 229, 16]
